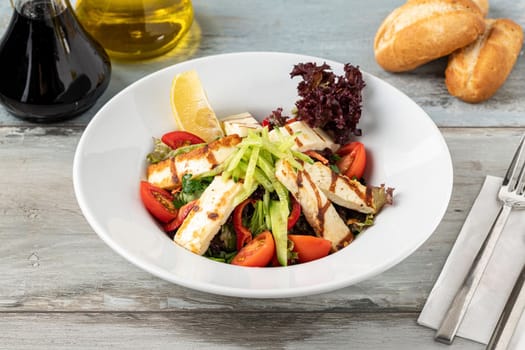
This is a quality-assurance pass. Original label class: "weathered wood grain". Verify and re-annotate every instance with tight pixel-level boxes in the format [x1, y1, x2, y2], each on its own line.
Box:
[1, 0, 524, 346]
[0, 0, 523, 127]
[0, 312, 483, 350]
[1, 127, 523, 314]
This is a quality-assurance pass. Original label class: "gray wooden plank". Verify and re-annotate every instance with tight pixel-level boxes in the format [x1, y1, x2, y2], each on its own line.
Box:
[1, 127, 523, 312]
[0, 0, 523, 127]
[1, 1, 523, 347]
[0, 312, 483, 349]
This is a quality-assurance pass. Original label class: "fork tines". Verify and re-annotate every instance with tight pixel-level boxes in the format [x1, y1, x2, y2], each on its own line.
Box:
[503, 134, 525, 194]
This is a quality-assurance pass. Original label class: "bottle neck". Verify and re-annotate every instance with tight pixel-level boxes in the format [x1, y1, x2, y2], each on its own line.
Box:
[12, 0, 69, 18]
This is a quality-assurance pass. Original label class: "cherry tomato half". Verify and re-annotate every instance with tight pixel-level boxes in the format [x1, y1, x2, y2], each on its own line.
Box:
[288, 235, 332, 263]
[231, 231, 275, 267]
[164, 200, 197, 232]
[140, 181, 178, 223]
[161, 131, 205, 150]
[336, 141, 367, 179]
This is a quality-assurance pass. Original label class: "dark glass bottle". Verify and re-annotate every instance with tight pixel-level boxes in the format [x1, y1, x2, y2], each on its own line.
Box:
[0, 0, 111, 122]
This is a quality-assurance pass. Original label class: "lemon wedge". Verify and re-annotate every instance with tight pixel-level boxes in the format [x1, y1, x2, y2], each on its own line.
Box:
[170, 70, 224, 142]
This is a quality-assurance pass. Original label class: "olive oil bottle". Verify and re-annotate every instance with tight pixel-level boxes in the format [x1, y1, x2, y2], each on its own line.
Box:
[74, 0, 193, 60]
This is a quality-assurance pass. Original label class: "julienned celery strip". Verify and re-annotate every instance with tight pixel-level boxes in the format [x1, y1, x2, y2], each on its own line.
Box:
[259, 148, 274, 168]
[292, 150, 314, 164]
[270, 200, 289, 266]
[226, 143, 250, 173]
[244, 145, 260, 191]
[273, 181, 289, 206]
[274, 128, 296, 152]
[230, 167, 244, 183]
[263, 190, 271, 234]
[245, 128, 289, 161]
[260, 138, 288, 161]
[236, 161, 274, 192]
[256, 156, 276, 181]
[262, 127, 304, 169]
[232, 181, 258, 208]
[224, 128, 305, 187]
[219, 127, 315, 266]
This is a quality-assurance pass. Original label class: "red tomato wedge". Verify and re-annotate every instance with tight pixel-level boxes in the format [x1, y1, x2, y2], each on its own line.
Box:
[233, 199, 255, 251]
[164, 200, 197, 232]
[287, 198, 301, 230]
[288, 235, 332, 263]
[161, 130, 205, 150]
[140, 181, 178, 223]
[231, 231, 275, 267]
[336, 141, 366, 179]
[234, 198, 301, 249]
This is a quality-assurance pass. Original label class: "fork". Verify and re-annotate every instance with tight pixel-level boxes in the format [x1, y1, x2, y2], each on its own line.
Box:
[435, 134, 525, 344]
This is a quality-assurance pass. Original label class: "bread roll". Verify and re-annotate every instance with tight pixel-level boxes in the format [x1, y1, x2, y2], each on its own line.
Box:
[471, 0, 489, 16]
[408, 0, 489, 16]
[374, 0, 485, 72]
[445, 18, 523, 103]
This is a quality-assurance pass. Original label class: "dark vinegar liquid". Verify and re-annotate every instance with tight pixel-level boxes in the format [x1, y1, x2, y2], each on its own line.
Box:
[0, 1, 111, 122]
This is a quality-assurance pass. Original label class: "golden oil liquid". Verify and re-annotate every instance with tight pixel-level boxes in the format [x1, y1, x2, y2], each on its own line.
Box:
[74, 0, 193, 60]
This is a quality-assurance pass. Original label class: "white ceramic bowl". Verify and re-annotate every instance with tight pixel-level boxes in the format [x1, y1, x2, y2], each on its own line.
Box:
[73, 52, 453, 298]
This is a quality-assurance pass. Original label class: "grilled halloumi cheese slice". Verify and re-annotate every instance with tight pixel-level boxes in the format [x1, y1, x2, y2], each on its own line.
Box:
[174, 175, 243, 255]
[269, 121, 338, 152]
[221, 112, 262, 137]
[146, 134, 241, 190]
[275, 160, 353, 251]
[175, 134, 241, 179]
[304, 162, 391, 214]
[146, 160, 176, 189]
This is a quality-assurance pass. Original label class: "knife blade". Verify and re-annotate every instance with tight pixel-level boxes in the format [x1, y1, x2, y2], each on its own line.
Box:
[487, 264, 525, 350]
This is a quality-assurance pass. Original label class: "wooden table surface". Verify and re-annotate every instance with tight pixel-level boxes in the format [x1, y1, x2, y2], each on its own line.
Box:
[1, 0, 524, 348]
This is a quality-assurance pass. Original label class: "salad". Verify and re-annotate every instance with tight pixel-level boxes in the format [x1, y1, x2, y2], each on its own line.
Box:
[140, 62, 393, 267]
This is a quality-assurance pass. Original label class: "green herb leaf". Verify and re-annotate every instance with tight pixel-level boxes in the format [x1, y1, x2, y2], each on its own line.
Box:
[329, 164, 341, 174]
[173, 174, 213, 207]
[350, 213, 375, 234]
[249, 200, 268, 235]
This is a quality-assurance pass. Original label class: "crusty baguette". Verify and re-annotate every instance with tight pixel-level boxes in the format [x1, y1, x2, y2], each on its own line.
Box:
[374, 0, 485, 72]
[445, 18, 523, 103]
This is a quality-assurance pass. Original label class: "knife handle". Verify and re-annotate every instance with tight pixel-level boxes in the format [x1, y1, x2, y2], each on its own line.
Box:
[435, 204, 512, 344]
[487, 264, 525, 350]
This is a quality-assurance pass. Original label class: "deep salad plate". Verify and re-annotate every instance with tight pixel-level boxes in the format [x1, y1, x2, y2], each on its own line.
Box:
[73, 52, 453, 298]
